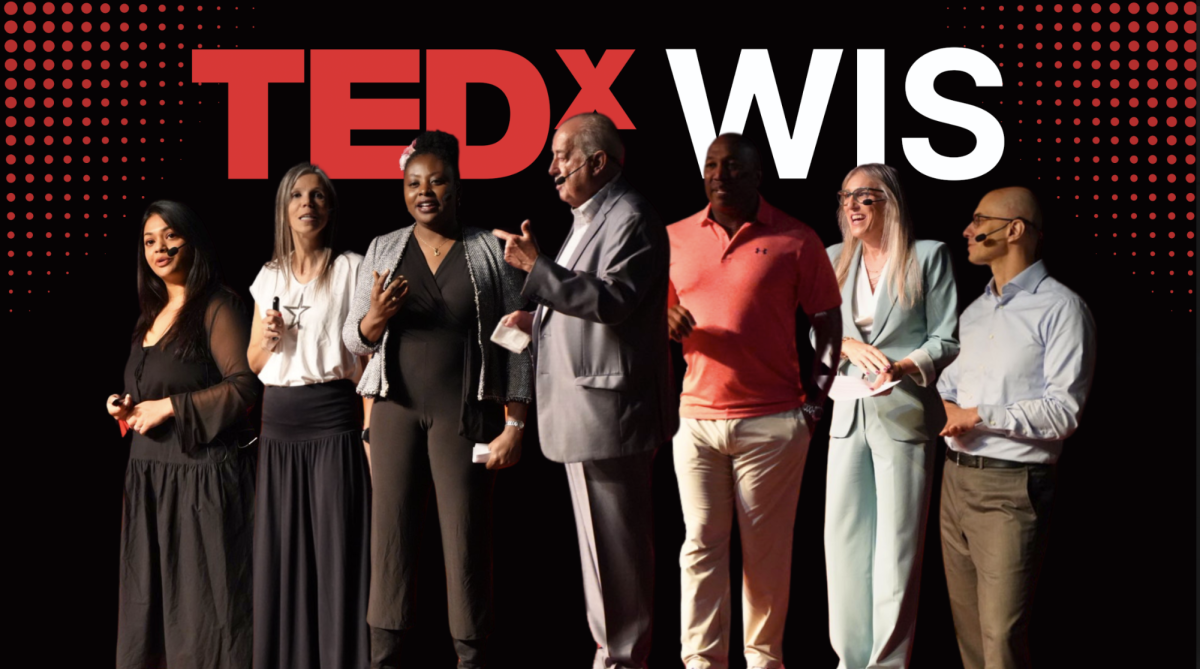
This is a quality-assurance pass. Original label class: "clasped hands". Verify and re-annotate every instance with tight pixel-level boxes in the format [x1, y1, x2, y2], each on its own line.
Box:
[840, 339, 900, 395]
[106, 394, 175, 435]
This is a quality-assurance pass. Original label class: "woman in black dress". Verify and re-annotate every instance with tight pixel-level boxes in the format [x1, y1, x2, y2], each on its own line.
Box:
[342, 131, 533, 669]
[106, 200, 260, 669]
[247, 163, 371, 669]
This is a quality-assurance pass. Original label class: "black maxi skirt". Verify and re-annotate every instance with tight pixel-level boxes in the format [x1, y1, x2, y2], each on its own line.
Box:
[253, 380, 372, 669]
[118, 438, 256, 669]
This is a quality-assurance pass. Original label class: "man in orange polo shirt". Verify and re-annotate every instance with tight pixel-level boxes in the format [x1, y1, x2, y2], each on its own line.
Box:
[667, 133, 843, 669]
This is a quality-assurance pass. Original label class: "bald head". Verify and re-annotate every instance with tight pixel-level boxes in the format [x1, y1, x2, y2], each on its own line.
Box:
[967, 186, 1044, 268]
[980, 187, 1043, 229]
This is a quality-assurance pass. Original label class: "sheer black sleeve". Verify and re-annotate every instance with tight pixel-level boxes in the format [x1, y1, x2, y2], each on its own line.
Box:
[169, 294, 262, 450]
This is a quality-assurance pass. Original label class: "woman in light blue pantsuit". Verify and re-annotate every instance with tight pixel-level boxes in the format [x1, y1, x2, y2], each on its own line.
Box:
[819, 164, 959, 669]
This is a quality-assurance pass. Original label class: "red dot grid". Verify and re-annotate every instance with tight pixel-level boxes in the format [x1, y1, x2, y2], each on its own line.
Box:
[955, 1, 1197, 310]
[3, 0, 253, 313]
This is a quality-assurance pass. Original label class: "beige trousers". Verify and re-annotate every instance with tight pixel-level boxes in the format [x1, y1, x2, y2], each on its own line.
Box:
[939, 458, 1056, 669]
[673, 408, 810, 669]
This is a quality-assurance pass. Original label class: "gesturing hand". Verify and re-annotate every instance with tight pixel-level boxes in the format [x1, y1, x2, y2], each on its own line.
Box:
[491, 220, 540, 273]
[939, 401, 981, 438]
[260, 308, 285, 351]
[842, 338, 893, 376]
[126, 398, 175, 435]
[370, 270, 408, 321]
[667, 304, 696, 341]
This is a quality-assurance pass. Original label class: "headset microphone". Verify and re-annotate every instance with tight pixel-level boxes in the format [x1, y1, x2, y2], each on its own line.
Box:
[554, 162, 587, 186]
[974, 219, 1022, 243]
[166, 241, 188, 257]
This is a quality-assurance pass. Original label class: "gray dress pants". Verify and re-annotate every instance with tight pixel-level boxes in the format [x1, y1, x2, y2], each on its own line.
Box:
[565, 449, 656, 669]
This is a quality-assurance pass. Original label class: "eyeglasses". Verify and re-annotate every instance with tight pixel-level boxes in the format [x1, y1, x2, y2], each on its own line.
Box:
[836, 188, 887, 206]
[971, 214, 1018, 227]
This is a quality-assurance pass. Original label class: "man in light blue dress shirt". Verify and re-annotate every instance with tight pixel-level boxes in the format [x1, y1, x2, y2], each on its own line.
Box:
[936, 187, 1096, 669]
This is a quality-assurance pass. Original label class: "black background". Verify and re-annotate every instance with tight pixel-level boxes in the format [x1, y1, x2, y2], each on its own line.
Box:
[5, 3, 1197, 667]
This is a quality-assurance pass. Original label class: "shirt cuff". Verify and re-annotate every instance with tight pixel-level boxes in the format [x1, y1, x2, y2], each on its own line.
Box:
[975, 404, 1005, 432]
[356, 317, 381, 351]
[939, 390, 958, 404]
[904, 349, 936, 387]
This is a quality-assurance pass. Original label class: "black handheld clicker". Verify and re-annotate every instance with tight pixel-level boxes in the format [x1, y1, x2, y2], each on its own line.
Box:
[272, 297, 281, 340]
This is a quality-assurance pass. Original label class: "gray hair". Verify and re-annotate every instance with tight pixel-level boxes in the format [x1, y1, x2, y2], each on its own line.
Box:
[565, 112, 625, 165]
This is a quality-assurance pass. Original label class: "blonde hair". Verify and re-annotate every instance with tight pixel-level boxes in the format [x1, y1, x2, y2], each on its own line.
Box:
[833, 163, 923, 308]
[268, 163, 339, 292]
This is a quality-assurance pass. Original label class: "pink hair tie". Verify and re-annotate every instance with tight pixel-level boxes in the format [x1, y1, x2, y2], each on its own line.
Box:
[398, 139, 418, 171]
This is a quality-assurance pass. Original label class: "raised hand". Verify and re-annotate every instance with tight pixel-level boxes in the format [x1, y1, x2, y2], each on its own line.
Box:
[260, 308, 285, 351]
[492, 220, 540, 273]
[370, 270, 408, 321]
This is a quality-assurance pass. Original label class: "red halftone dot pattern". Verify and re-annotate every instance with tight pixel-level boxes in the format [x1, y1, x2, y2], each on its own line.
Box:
[951, 1, 1197, 309]
[3, 1, 255, 312]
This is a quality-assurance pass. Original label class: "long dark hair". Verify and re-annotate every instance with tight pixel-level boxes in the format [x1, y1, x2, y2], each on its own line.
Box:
[134, 200, 226, 361]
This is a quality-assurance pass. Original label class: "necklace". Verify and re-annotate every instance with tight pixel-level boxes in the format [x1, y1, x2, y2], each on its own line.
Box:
[863, 247, 887, 290]
[414, 228, 454, 257]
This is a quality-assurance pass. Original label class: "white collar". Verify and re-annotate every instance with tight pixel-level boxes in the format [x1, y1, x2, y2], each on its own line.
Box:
[570, 177, 618, 226]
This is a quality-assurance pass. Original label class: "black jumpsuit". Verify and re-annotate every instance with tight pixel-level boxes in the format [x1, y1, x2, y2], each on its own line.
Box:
[116, 294, 260, 669]
[367, 241, 494, 643]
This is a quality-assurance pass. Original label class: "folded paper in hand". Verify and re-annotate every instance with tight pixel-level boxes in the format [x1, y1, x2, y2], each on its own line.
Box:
[490, 321, 531, 353]
[827, 375, 902, 401]
[472, 444, 491, 464]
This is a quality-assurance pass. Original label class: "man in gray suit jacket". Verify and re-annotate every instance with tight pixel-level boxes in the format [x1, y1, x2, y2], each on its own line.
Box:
[495, 112, 675, 669]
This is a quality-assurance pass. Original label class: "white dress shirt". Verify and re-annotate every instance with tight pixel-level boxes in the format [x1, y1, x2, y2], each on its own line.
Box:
[937, 261, 1096, 463]
[536, 179, 617, 326]
[852, 257, 886, 339]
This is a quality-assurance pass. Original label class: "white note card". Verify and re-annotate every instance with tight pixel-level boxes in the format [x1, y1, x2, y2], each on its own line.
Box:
[827, 376, 902, 401]
[472, 444, 491, 464]
[490, 321, 531, 353]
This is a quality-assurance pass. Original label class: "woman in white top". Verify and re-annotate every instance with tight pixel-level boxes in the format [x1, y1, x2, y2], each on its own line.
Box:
[821, 163, 960, 669]
[247, 163, 371, 669]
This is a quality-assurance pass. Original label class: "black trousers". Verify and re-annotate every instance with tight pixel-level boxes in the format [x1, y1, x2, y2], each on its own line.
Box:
[367, 398, 494, 640]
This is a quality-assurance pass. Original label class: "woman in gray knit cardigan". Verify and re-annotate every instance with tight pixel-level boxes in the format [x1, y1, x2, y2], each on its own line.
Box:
[341, 130, 533, 669]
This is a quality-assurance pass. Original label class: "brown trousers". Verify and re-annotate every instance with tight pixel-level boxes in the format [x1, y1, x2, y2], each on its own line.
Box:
[939, 458, 1056, 669]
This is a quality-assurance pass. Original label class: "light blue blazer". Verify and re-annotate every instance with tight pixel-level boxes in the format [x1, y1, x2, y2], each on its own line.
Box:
[819, 239, 960, 443]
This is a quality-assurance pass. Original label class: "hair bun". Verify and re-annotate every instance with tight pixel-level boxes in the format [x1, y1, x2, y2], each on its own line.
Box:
[412, 130, 460, 173]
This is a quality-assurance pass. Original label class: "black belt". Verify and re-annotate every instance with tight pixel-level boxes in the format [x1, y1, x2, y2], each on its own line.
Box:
[945, 449, 1049, 470]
